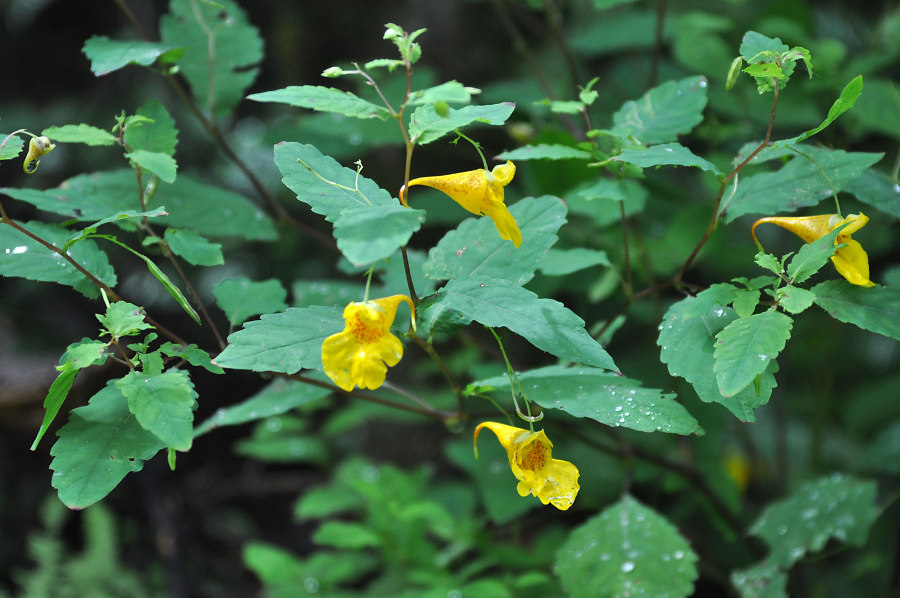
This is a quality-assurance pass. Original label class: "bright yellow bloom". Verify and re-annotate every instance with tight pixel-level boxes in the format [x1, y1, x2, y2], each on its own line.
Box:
[474, 421, 580, 511]
[322, 294, 415, 392]
[752, 212, 875, 287]
[23, 136, 55, 174]
[405, 161, 522, 248]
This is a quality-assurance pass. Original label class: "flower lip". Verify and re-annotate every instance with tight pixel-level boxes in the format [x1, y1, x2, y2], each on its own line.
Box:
[474, 421, 580, 510]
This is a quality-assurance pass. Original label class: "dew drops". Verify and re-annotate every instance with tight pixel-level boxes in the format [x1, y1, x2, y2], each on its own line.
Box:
[621, 561, 635, 573]
[699, 77, 709, 88]
[303, 577, 319, 593]
[614, 405, 623, 412]
[664, 147, 674, 152]
[893, 183, 900, 193]
[5, 245, 27, 255]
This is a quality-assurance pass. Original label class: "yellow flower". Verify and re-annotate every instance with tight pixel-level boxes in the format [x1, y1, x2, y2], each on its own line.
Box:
[322, 294, 415, 392]
[474, 421, 580, 511]
[405, 161, 522, 248]
[23, 135, 55, 174]
[751, 212, 875, 287]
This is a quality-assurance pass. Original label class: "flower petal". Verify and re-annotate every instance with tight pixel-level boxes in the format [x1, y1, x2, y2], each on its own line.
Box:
[321, 331, 359, 392]
[482, 200, 522, 248]
[407, 169, 488, 216]
[833, 238, 875, 287]
[751, 214, 834, 245]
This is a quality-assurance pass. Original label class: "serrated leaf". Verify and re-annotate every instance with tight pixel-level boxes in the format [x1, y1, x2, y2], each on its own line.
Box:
[408, 102, 515, 145]
[714, 309, 792, 397]
[0, 132, 25, 160]
[613, 142, 722, 175]
[743, 63, 783, 78]
[474, 366, 700, 435]
[556, 495, 699, 598]
[123, 101, 178, 156]
[50, 383, 165, 509]
[125, 150, 177, 183]
[248, 85, 390, 119]
[212, 277, 288, 326]
[786, 225, 844, 284]
[732, 289, 760, 317]
[1, 171, 276, 241]
[754, 252, 783, 275]
[82, 35, 183, 76]
[0, 220, 116, 298]
[681, 283, 740, 318]
[215, 306, 343, 373]
[164, 228, 223, 266]
[610, 76, 708, 144]
[41, 124, 117, 146]
[425, 278, 617, 371]
[749, 473, 879, 568]
[540, 247, 610, 276]
[275, 142, 396, 222]
[116, 370, 196, 451]
[97, 301, 153, 340]
[777, 286, 816, 314]
[659, 297, 777, 422]
[292, 279, 365, 308]
[31, 369, 78, 451]
[424, 196, 567, 285]
[722, 149, 882, 223]
[812, 280, 900, 340]
[194, 379, 328, 437]
[497, 144, 593, 161]
[334, 203, 425, 266]
[160, 0, 263, 118]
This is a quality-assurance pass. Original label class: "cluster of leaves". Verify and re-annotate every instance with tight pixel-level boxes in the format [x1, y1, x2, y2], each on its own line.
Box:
[2, 1, 899, 597]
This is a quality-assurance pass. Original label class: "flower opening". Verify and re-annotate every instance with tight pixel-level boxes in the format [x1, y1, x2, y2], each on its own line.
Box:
[474, 421, 580, 511]
[751, 212, 875, 287]
[322, 294, 415, 392]
[405, 160, 522, 248]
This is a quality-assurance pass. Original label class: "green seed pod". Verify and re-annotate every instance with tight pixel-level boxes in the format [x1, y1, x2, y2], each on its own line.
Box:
[726, 56, 743, 91]
[434, 101, 450, 117]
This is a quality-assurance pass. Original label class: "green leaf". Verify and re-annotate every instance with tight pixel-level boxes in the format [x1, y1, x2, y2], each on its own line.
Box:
[424, 196, 567, 285]
[497, 144, 593, 161]
[845, 167, 900, 219]
[408, 102, 515, 145]
[123, 101, 178, 156]
[212, 277, 288, 326]
[248, 85, 391, 119]
[613, 142, 722, 175]
[313, 521, 381, 550]
[660, 297, 778, 422]
[610, 76, 708, 144]
[194, 379, 329, 437]
[732, 289, 760, 317]
[749, 473, 880, 568]
[754, 252, 783, 276]
[159, 342, 223, 374]
[739, 31, 789, 62]
[743, 63, 783, 79]
[405, 80, 477, 106]
[714, 309, 793, 397]
[31, 369, 79, 451]
[540, 247, 610, 276]
[82, 35, 183, 76]
[115, 370, 196, 451]
[50, 383, 164, 509]
[244, 542, 376, 592]
[425, 278, 617, 371]
[731, 560, 788, 598]
[275, 142, 396, 222]
[795, 75, 863, 143]
[812, 280, 900, 340]
[40, 124, 116, 146]
[160, 0, 263, 118]
[292, 279, 365, 308]
[0, 220, 116, 298]
[474, 366, 700, 435]
[334, 203, 425, 266]
[0, 132, 25, 160]
[235, 419, 327, 465]
[556, 495, 699, 598]
[124, 150, 177, 183]
[163, 228, 223, 266]
[66, 207, 167, 252]
[215, 306, 343, 373]
[776, 286, 816, 315]
[97, 301, 153, 340]
[681, 283, 740, 318]
[570, 178, 648, 227]
[722, 149, 883, 223]
[1, 170, 276, 240]
[786, 225, 844, 284]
